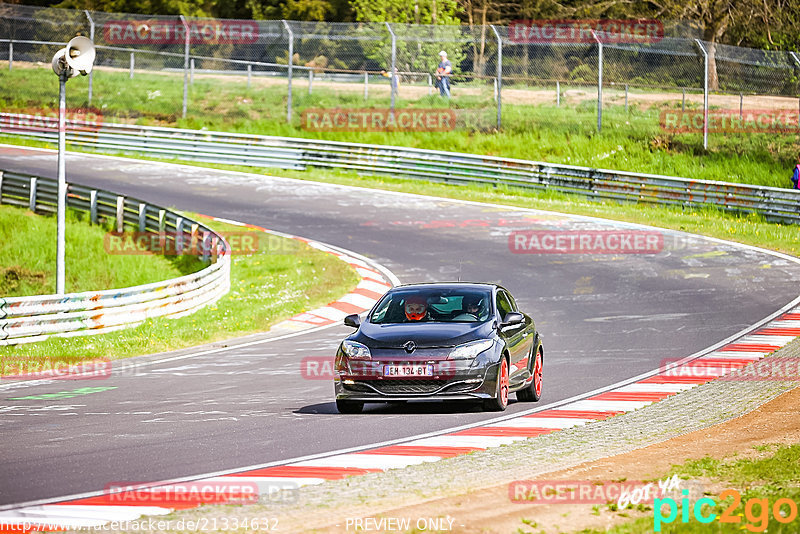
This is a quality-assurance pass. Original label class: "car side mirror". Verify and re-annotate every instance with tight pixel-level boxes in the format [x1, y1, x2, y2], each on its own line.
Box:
[500, 312, 524, 328]
[344, 314, 361, 328]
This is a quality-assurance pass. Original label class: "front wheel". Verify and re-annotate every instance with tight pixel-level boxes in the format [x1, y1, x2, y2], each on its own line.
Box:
[517, 348, 542, 402]
[483, 358, 509, 412]
[336, 399, 364, 414]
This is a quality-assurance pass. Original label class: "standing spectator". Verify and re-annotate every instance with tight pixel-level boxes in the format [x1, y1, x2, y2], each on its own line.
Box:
[436, 51, 452, 98]
[792, 154, 800, 189]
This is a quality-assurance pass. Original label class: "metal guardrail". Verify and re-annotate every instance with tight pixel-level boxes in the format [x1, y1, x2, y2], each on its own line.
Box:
[1, 112, 799, 224]
[0, 169, 231, 346]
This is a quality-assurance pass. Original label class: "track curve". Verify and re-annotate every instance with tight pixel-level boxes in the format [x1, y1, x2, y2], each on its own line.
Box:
[0, 145, 798, 507]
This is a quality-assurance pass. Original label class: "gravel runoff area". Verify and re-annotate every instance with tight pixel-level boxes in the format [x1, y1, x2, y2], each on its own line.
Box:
[112, 338, 800, 533]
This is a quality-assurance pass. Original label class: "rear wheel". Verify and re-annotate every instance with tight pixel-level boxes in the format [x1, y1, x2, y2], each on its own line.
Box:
[483, 358, 509, 412]
[517, 347, 542, 402]
[336, 399, 364, 414]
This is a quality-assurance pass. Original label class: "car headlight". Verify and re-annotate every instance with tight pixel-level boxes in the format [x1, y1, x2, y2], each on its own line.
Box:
[449, 339, 494, 360]
[341, 340, 371, 360]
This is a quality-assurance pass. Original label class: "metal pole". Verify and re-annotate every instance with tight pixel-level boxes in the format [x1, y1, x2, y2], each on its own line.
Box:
[593, 31, 603, 133]
[695, 39, 708, 150]
[282, 20, 293, 123]
[739, 93, 743, 119]
[190, 58, 195, 85]
[180, 15, 190, 119]
[364, 71, 368, 100]
[8, 41, 11, 70]
[385, 22, 396, 117]
[247, 64, 251, 89]
[129, 52, 134, 79]
[428, 74, 432, 96]
[308, 70, 313, 94]
[556, 80, 560, 107]
[56, 71, 68, 295]
[491, 24, 502, 129]
[682, 87, 685, 111]
[85, 10, 95, 105]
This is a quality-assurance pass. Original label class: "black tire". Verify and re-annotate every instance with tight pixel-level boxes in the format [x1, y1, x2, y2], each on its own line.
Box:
[483, 358, 509, 412]
[336, 399, 364, 414]
[517, 347, 543, 402]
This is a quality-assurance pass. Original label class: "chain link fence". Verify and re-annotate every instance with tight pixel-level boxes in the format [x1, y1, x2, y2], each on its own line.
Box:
[1, 3, 800, 143]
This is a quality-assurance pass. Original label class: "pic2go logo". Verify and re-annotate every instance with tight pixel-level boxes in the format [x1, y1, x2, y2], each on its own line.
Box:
[654, 489, 799, 532]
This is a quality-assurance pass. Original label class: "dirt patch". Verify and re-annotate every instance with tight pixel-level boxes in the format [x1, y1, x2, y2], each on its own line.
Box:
[290, 385, 800, 534]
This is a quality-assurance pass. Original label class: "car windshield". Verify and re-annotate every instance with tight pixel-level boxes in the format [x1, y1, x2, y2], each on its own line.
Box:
[370, 288, 493, 324]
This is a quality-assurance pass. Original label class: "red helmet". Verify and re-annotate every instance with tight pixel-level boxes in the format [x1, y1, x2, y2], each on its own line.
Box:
[404, 295, 428, 321]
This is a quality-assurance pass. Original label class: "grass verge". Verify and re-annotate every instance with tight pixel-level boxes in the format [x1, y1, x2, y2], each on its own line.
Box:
[0, 203, 202, 296]
[0, 213, 360, 367]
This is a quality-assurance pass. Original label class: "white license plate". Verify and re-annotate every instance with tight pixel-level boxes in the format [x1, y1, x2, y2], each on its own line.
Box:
[383, 364, 433, 377]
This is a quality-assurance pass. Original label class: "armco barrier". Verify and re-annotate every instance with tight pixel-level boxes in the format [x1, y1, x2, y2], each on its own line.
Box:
[1, 112, 798, 224]
[0, 170, 231, 346]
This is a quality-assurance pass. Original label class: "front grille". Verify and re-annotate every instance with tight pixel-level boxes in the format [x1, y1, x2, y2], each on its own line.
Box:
[347, 379, 480, 395]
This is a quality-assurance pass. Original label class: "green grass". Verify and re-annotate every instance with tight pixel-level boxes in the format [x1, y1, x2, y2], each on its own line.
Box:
[0, 213, 360, 367]
[0, 203, 202, 295]
[579, 444, 800, 533]
[3, 63, 800, 189]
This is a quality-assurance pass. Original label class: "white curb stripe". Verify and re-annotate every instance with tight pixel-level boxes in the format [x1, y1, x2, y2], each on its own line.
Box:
[291, 454, 440, 470]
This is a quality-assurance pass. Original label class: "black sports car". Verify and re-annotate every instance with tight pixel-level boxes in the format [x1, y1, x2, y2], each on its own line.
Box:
[334, 283, 543, 413]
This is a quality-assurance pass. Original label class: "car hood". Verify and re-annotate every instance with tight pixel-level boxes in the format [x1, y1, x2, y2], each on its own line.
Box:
[354, 321, 493, 348]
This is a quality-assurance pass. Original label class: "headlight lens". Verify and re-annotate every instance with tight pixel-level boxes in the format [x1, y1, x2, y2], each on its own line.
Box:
[449, 339, 494, 360]
[341, 340, 371, 360]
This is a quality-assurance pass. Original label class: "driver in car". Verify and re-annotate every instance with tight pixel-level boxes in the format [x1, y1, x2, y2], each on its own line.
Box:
[404, 295, 429, 322]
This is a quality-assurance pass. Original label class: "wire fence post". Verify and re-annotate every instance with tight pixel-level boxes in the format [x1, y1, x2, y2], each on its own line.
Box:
[791, 52, 800, 132]
[593, 31, 603, 133]
[283, 20, 293, 124]
[7, 40, 11, 71]
[190, 58, 195, 85]
[385, 22, 396, 117]
[556, 80, 560, 107]
[84, 10, 94, 105]
[247, 64, 251, 88]
[129, 52, 134, 79]
[180, 15, 190, 119]
[695, 39, 709, 150]
[491, 24, 502, 130]
[364, 71, 368, 100]
[308, 70, 313, 94]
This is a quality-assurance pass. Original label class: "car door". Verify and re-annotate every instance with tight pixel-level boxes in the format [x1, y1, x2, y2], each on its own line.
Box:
[496, 289, 530, 386]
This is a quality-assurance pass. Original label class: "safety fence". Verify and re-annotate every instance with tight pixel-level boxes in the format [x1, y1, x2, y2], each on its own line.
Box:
[1, 112, 798, 224]
[3, 4, 800, 143]
[0, 168, 231, 345]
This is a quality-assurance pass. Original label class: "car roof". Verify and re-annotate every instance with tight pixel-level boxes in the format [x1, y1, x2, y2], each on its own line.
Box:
[389, 282, 499, 292]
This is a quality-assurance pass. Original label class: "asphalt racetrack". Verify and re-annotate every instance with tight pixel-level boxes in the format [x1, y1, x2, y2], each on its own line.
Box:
[0, 146, 798, 507]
